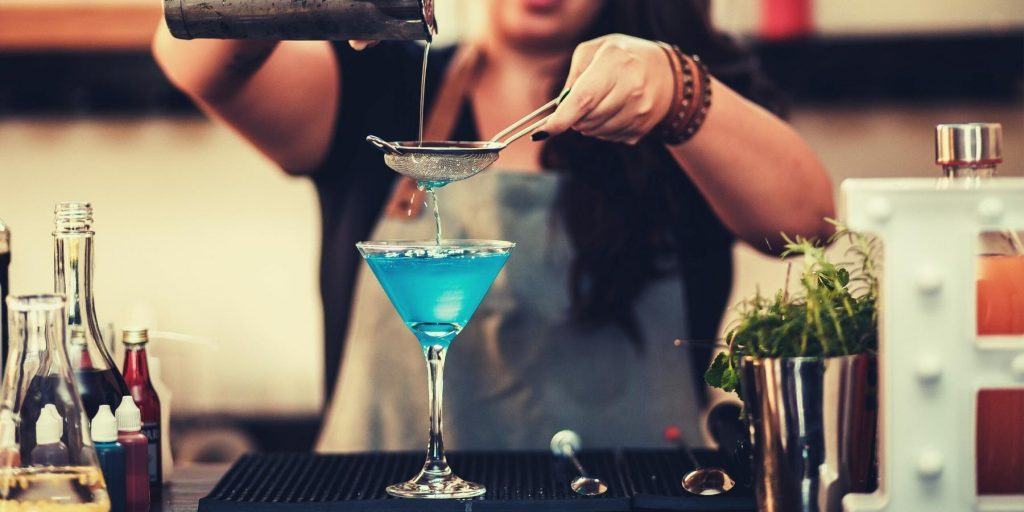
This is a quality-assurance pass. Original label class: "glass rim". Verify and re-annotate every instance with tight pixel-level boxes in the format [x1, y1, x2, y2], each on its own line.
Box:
[356, 239, 515, 252]
[6, 293, 66, 311]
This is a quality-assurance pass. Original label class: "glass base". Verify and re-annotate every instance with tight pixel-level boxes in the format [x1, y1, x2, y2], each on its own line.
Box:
[386, 470, 486, 499]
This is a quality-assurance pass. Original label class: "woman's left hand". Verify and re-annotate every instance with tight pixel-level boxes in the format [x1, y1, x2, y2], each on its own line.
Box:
[541, 34, 674, 145]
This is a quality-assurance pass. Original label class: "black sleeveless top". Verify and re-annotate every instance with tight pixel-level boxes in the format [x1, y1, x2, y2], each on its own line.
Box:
[312, 42, 772, 406]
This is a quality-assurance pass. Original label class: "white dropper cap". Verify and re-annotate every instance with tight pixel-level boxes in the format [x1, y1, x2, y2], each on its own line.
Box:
[91, 405, 118, 443]
[36, 404, 63, 445]
[115, 396, 141, 432]
[0, 410, 16, 448]
[43, 404, 63, 438]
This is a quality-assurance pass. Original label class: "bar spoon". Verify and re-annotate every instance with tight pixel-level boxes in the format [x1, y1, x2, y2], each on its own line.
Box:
[664, 425, 736, 496]
[550, 430, 608, 496]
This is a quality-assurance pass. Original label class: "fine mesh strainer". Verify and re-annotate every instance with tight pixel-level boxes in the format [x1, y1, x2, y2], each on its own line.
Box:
[366, 89, 569, 187]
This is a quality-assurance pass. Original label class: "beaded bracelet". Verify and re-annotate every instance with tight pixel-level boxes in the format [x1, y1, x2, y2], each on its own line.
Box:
[655, 43, 713, 145]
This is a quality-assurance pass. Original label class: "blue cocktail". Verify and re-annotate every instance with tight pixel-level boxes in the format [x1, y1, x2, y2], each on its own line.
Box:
[356, 239, 514, 499]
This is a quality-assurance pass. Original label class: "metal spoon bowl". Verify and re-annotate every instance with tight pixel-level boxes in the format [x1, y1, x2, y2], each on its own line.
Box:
[682, 466, 736, 496]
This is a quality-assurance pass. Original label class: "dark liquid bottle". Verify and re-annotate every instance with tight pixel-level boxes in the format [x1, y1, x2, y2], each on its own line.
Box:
[54, 202, 128, 419]
[121, 328, 162, 495]
[1, 219, 10, 372]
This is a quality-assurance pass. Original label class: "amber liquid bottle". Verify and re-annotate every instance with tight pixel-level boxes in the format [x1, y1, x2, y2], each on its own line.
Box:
[121, 327, 162, 496]
[937, 123, 1024, 495]
[53, 202, 129, 420]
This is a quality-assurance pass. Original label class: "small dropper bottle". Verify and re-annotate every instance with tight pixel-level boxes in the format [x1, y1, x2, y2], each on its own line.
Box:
[115, 396, 150, 512]
[30, 404, 69, 466]
[93, 405, 127, 512]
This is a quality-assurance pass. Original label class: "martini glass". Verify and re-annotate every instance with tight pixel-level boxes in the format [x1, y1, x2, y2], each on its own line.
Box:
[356, 239, 514, 499]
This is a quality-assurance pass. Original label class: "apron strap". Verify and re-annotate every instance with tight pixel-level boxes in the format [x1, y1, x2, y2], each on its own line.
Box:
[387, 43, 484, 218]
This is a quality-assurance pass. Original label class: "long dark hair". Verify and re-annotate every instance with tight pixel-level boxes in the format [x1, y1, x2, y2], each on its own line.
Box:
[543, 0, 783, 347]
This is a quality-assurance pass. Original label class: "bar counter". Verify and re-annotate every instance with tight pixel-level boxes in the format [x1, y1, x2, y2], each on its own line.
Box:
[158, 465, 227, 512]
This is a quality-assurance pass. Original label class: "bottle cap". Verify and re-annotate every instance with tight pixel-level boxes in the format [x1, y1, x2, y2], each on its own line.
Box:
[935, 123, 1002, 167]
[115, 396, 142, 432]
[91, 405, 118, 443]
[43, 404, 63, 438]
[0, 410, 16, 448]
[36, 404, 63, 445]
[121, 327, 149, 346]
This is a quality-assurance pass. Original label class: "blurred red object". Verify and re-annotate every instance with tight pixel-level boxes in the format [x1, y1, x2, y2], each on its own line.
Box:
[760, 0, 813, 40]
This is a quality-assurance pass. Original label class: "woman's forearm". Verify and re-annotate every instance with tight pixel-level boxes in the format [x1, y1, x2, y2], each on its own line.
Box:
[667, 78, 835, 252]
[152, 21, 339, 174]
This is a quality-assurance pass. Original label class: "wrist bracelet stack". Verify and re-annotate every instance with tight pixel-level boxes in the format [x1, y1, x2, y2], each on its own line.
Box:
[654, 42, 713, 145]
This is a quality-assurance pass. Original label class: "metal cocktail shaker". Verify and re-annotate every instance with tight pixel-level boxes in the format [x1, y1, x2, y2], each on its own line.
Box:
[164, 0, 436, 41]
[740, 354, 877, 512]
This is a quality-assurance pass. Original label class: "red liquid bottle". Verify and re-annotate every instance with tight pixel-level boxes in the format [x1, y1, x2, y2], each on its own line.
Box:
[121, 327, 162, 496]
[116, 396, 150, 512]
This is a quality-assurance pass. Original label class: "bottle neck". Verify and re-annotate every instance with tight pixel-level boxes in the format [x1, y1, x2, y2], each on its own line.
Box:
[123, 345, 152, 384]
[943, 164, 996, 180]
[53, 232, 116, 370]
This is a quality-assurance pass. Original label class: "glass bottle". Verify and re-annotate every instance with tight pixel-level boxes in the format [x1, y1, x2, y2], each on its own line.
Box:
[53, 202, 128, 420]
[120, 328, 161, 495]
[937, 123, 1024, 495]
[1, 218, 10, 371]
[0, 293, 110, 510]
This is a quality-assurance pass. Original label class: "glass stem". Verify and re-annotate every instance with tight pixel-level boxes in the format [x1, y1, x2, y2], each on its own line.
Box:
[422, 344, 451, 475]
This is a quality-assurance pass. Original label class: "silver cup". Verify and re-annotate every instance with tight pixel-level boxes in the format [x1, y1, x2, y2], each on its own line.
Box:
[165, 0, 436, 41]
[740, 354, 877, 512]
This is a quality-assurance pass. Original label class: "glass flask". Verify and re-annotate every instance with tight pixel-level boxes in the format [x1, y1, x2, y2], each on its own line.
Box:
[53, 203, 128, 420]
[0, 293, 110, 511]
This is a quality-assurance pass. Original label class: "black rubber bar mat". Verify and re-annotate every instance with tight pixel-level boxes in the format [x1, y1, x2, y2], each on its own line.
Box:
[198, 450, 754, 512]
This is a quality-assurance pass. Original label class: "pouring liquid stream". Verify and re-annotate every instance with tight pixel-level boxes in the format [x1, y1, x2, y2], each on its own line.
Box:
[415, 42, 444, 245]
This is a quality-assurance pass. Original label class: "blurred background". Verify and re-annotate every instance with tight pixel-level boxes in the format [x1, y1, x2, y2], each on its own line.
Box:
[0, 0, 1021, 463]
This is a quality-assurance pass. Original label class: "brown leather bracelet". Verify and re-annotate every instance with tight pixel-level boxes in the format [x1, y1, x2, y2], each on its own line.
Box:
[655, 44, 713, 145]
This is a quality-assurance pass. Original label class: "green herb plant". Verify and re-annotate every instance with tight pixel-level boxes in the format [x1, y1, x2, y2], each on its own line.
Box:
[705, 223, 879, 392]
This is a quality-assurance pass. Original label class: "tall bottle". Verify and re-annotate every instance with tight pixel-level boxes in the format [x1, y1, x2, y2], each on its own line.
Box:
[1, 218, 10, 372]
[0, 294, 110, 509]
[121, 327, 162, 495]
[53, 202, 128, 419]
[936, 123, 1024, 495]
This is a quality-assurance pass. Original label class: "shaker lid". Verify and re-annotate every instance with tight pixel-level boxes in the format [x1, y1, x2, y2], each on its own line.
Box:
[935, 123, 1002, 166]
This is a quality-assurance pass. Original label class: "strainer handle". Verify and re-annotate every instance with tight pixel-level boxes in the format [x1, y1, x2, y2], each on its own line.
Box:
[490, 88, 571, 145]
[366, 135, 404, 155]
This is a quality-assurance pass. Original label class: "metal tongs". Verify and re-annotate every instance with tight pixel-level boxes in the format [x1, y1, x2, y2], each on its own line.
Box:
[366, 89, 571, 186]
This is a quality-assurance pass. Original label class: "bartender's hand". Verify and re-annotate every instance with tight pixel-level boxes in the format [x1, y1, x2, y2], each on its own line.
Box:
[542, 34, 674, 145]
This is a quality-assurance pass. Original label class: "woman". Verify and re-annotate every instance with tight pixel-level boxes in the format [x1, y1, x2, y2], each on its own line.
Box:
[154, 0, 833, 449]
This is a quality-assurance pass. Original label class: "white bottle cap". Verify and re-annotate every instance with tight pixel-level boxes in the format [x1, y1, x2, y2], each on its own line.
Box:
[0, 410, 16, 448]
[36, 404, 63, 445]
[115, 396, 141, 432]
[91, 405, 118, 443]
[43, 404, 63, 438]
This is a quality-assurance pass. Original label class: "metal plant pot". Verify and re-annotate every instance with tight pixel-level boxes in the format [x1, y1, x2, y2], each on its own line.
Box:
[740, 354, 877, 512]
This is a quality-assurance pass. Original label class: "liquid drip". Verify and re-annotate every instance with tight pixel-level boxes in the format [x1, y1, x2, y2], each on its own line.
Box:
[418, 42, 430, 143]
[0, 467, 109, 511]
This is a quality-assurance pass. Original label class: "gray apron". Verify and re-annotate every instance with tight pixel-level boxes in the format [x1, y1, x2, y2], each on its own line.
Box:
[317, 169, 702, 451]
